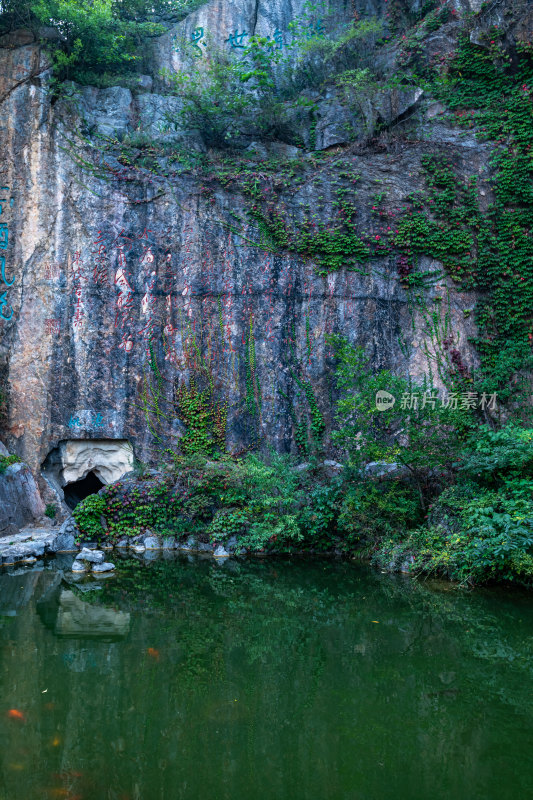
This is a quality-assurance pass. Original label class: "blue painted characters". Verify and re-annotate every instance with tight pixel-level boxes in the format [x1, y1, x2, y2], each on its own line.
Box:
[0, 186, 13, 321]
[190, 27, 205, 56]
[0, 290, 12, 321]
[172, 26, 206, 57]
[68, 411, 105, 429]
[171, 22, 304, 59]
[0, 256, 14, 287]
[226, 29, 248, 49]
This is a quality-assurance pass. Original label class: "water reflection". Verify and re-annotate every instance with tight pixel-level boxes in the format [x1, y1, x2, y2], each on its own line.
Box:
[0, 555, 532, 800]
[38, 587, 131, 640]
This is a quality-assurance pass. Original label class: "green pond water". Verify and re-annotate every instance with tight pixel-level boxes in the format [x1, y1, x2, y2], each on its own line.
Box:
[1, 555, 533, 800]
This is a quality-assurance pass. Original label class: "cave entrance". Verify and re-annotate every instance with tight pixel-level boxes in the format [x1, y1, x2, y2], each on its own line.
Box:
[41, 439, 134, 510]
[63, 470, 104, 510]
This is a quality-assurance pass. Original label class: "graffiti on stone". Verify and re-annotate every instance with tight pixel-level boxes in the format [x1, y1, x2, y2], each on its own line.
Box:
[72, 250, 86, 331]
[68, 411, 105, 429]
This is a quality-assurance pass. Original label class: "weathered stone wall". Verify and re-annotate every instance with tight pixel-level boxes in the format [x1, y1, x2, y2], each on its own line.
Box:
[0, 0, 505, 475]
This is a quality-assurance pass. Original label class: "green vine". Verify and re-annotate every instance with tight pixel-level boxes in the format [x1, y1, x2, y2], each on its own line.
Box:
[245, 315, 261, 417]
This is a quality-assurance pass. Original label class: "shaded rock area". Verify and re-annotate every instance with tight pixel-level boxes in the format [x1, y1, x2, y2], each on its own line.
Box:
[0, 461, 45, 535]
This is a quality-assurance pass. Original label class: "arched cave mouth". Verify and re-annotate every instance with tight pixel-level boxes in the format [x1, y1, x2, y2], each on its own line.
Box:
[63, 470, 104, 510]
[41, 438, 134, 510]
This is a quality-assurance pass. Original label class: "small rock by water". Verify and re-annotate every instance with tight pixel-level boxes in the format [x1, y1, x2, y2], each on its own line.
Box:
[76, 548, 105, 564]
[143, 535, 161, 550]
[92, 562, 116, 573]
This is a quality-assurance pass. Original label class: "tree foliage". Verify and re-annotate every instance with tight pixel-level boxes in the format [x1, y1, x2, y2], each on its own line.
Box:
[0, 0, 204, 83]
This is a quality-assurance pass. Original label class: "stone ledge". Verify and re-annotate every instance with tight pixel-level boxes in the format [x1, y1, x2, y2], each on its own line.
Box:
[0, 524, 77, 566]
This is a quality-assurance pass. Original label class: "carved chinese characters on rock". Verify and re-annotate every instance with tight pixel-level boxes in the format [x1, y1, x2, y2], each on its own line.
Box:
[138, 233, 157, 352]
[113, 229, 135, 353]
[44, 261, 61, 281]
[72, 251, 86, 331]
[46, 223, 318, 387]
[172, 20, 310, 59]
[44, 318, 60, 336]
[92, 230, 109, 286]
[0, 186, 14, 322]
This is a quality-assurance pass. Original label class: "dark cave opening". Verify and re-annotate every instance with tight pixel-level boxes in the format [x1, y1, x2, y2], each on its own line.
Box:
[63, 471, 104, 510]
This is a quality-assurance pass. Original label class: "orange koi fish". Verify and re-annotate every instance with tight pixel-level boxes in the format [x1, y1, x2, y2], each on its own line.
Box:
[147, 648, 160, 661]
[7, 709, 25, 721]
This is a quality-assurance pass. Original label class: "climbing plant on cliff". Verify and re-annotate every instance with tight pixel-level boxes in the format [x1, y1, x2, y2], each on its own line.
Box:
[390, 31, 533, 405]
[174, 378, 228, 456]
[139, 341, 228, 457]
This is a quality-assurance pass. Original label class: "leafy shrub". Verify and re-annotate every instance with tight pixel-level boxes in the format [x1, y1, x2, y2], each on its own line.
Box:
[73, 494, 107, 542]
[299, 482, 342, 550]
[459, 425, 533, 483]
[338, 480, 422, 548]
[330, 336, 476, 509]
[44, 503, 57, 519]
[0, 454, 21, 474]
[207, 509, 250, 542]
[396, 477, 533, 585]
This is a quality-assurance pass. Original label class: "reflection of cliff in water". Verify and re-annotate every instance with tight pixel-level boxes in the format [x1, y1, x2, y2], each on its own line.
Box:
[37, 585, 131, 641]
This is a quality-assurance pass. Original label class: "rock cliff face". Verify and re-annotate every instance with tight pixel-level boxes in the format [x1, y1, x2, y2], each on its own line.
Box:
[0, 460, 45, 534]
[0, 0, 527, 500]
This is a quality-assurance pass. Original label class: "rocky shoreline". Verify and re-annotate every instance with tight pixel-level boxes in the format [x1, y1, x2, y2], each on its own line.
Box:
[0, 518, 242, 570]
[0, 518, 77, 566]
